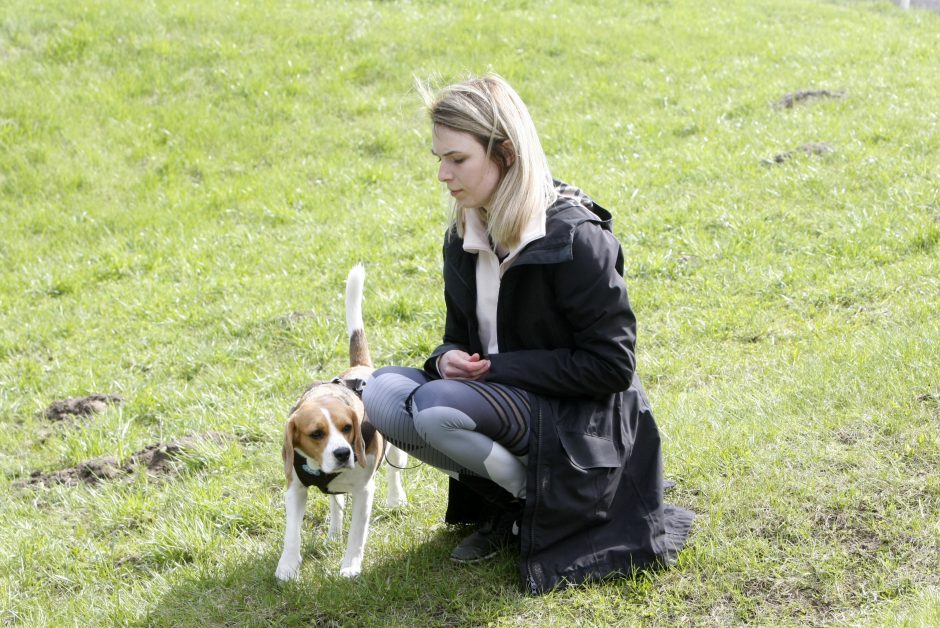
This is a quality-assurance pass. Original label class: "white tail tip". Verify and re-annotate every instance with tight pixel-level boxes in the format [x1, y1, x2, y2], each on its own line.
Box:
[345, 264, 365, 336]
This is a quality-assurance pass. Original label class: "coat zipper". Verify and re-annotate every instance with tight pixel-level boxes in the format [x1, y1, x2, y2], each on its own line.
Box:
[525, 403, 543, 595]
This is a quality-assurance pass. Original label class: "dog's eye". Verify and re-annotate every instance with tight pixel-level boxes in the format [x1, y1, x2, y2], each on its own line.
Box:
[342, 425, 352, 434]
[309, 430, 324, 439]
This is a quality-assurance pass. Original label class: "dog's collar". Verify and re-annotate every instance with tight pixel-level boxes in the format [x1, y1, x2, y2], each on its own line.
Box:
[289, 378, 367, 417]
[331, 377, 367, 398]
[293, 452, 341, 493]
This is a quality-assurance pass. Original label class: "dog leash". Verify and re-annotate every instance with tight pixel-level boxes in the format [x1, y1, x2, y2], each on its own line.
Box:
[382, 451, 425, 471]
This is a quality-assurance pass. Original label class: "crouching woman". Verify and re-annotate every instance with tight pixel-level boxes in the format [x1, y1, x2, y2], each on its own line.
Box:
[363, 74, 692, 594]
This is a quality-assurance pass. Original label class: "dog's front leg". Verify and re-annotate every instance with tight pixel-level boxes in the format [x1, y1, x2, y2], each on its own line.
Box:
[339, 479, 375, 578]
[385, 445, 408, 508]
[327, 493, 345, 541]
[275, 475, 308, 582]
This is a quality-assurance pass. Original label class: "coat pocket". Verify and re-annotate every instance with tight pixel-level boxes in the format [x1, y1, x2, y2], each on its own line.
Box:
[558, 430, 620, 469]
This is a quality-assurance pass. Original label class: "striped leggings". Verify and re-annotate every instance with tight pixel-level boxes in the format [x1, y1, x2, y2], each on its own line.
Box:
[362, 366, 531, 499]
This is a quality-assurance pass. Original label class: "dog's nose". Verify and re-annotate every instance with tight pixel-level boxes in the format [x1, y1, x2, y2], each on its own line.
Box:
[333, 447, 351, 462]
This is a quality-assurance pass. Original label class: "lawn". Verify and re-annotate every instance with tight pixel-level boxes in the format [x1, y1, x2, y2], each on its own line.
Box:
[1, 0, 938, 625]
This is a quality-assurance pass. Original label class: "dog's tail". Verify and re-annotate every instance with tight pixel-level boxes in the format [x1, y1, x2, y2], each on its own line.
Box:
[346, 264, 372, 368]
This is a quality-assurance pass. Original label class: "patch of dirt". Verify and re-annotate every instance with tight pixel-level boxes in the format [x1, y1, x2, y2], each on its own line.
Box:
[834, 426, 865, 445]
[917, 392, 940, 418]
[812, 504, 884, 555]
[774, 89, 846, 109]
[44, 394, 123, 421]
[16, 431, 233, 488]
[762, 142, 834, 165]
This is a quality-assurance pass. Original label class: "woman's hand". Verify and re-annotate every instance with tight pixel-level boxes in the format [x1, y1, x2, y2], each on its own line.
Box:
[438, 350, 491, 381]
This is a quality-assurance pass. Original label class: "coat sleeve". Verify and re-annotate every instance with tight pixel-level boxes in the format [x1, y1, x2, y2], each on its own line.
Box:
[423, 244, 473, 377]
[486, 222, 637, 397]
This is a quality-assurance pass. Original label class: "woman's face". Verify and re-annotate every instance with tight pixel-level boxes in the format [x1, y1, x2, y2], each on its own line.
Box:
[432, 125, 502, 210]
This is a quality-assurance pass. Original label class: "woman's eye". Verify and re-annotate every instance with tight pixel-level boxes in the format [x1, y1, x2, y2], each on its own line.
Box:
[452, 158, 465, 165]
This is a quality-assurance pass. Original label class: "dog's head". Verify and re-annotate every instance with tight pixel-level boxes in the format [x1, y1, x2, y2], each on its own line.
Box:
[283, 394, 368, 483]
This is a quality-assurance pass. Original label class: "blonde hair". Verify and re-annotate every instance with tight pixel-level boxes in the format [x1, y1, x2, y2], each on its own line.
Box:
[418, 74, 557, 249]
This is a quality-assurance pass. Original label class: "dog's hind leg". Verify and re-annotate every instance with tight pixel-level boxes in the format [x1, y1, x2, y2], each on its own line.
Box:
[328, 493, 345, 541]
[275, 473, 308, 582]
[385, 445, 408, 508]
[339, 479, 375, 578]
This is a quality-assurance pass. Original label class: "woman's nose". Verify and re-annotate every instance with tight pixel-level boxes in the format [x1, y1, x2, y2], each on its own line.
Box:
[438, 162, 450, 182]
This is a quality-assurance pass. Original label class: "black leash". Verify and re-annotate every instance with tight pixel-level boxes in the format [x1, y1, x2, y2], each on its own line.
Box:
[383, 450, 425, 471]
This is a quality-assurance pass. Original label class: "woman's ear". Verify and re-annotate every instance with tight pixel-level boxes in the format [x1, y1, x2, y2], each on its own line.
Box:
[500, 139, 516, 169]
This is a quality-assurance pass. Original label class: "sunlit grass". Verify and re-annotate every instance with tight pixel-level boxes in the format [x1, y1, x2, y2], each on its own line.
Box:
[1, 0, 938, 624]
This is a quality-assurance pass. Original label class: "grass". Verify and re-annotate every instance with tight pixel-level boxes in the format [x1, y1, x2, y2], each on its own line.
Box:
[1, 0, 938, 624]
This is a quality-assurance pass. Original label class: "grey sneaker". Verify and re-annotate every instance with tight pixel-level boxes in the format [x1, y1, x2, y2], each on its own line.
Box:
[450, 511, 519, 563]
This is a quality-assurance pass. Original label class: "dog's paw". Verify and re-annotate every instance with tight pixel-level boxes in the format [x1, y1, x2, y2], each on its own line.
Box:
[275, 556, 302, 582]
[339, 554, 362, 578]
[339, 563, 361, 578]
[326, 525, 343, 541]
[386, 492, 408, 509]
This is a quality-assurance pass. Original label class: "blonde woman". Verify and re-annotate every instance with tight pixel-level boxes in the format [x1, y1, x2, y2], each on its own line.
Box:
[363, 74, 692, 593]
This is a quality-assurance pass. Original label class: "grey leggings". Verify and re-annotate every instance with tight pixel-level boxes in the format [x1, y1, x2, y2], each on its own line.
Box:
[362, 366, 530, 499]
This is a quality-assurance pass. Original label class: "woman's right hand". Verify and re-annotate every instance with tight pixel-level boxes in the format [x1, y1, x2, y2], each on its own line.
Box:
[438, 350, 491, 381]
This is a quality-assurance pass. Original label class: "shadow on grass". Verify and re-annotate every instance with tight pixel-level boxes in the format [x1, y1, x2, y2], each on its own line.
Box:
[142, 525, 524, 627]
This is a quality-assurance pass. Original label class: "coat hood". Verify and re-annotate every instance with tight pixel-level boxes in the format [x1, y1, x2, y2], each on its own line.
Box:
[444, 180, 614, 266]
[501, 180, 614, 268]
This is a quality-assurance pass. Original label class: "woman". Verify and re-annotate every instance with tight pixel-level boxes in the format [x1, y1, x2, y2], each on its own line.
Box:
[363, 74, 692, 594]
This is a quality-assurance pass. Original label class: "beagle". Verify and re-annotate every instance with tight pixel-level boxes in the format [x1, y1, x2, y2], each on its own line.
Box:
[275, 265, 407, 581]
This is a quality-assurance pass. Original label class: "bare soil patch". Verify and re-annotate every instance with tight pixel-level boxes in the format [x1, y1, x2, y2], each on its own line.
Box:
[916, 392, 939, 404]
[774, 89, 845, 109]
[17, 431, 234, 487]
[43, 394, 123, 421]
[762, 142, 834, 165]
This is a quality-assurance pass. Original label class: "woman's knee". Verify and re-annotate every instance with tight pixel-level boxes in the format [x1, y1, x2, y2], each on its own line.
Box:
[411, 378, 463, 413]
[413, 404, 477, 448]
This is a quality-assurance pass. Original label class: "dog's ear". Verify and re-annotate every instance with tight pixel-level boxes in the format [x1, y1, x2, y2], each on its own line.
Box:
[283, 418, 296, 483]
[352, 411, 367, 468]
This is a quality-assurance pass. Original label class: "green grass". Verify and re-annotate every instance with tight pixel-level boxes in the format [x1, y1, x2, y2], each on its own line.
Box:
[1, 0, 938, 624]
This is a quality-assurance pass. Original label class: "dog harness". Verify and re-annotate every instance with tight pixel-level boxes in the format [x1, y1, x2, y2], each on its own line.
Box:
[292, 377, 378, 494]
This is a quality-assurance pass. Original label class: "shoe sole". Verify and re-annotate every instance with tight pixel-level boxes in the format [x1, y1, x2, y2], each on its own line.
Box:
[449, 548, 499, 564]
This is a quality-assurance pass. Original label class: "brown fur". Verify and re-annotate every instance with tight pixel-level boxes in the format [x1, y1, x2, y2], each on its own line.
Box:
[348, 329, 372, 369]
[275, 264, 407, 582]
[282, 328, 377, 483]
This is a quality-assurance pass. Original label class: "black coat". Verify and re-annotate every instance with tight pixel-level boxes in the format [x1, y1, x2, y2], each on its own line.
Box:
[424, 186, 693, 593]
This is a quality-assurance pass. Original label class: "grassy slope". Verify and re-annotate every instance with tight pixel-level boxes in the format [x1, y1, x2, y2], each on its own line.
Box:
[1, 0, 938, 625]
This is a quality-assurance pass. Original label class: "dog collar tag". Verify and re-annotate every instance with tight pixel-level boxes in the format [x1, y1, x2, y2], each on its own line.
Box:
[302, 463, 321, 476]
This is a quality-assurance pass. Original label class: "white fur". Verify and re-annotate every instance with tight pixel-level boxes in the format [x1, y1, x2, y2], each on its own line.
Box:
[275, 447, 404, 581]
[275, 467, 308, 581]
[318, 408, 356, 475]
[384, 445, 408, 508]
[346, 263, 365, 337]
[275, 264, 408, 583]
